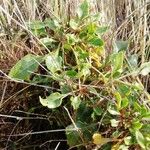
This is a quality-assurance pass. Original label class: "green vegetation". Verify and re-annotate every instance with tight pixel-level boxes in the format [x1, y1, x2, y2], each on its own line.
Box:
[7, 1, 150, 149]
[0, 0, 149, 149]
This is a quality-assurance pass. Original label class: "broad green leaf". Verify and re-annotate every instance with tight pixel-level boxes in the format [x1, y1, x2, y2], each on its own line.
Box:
[128, 54, 138, 69]
[121, 97, 129, 109]
[45, 50, 62, 73]
[108, 107, 120, 115]
[135, 131, 146, 149]
[88, 87, 98, 96]
[69, 19, 78, 30]
[142, 113, 150, 121]
[132, 120, 143, 130]
[9, 54, 42, 81]
[66, 124, 81, 146]
[110, 119, 119, 127]
[96, 26, 109, 35]
[66, 122, 96, 147]
[60, 84, 72, 94]
[39, 92, 65, 109]
[76, 103, 93, 123]
[44, 19, 60, 30]
[114, 40, 128, 52]
[71, 96, 81, 110]
[118, 84, 131, 96]
[111, 51, 124, 76]
[77, 0, 89, 19]
[40, 37, 55, 46]
[93, 107, 103, 116]
[88, 37, 104, 47]
[139, 62, 150, 76]
[66, 70, 77, 78]
[124, 136, 132, 146]
[86, 23, 97, 35]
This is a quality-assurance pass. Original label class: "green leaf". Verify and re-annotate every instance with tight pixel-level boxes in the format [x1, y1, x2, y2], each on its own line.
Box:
[128, 54, 138, 69]
[108, 107, 120, 115]
[76, 103, 93, 123]
[124, 136, 132, 146]
[118, 85, 131, 96]
[39, 92, 65, 109]
[111, 51, 124, 76]
[66, 124, 81, 146]
[114, 92, 122, 110]
[86, 23, 97, 35]
[71, 96, 81, 110]
[142, 113, 150, 121]
[40, 37, 55, 46]
[93, 107, 103, 116]
[66, 122, 96, 147]
[69, 19, 78, 30]
[88, 37, 104, 47]
[77, 0, 89, 19]
[132, 120, 143, 130]
[60, 84, 72, 94]
[110, 119, 119, 127]
[135, 131, 146, 149]
[121, 97, 129, 109]
[114, 40, 128, 52]
[45, 50, 62, 73]
[139, 62, 150, 76]
[9, 54, 42, 81]
[66, 70, 77, 78]
[96, 26, 109, 35]
[44, 19, 60, 30]
[66, 34, 78, 45]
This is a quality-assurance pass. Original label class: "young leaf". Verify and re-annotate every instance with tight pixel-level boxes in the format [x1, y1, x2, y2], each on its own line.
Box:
[111, 51, 124, 76]
[121, 97, 129, 109]
[9, 54, 42, 81]
[40, 37, 55, 46]
[132, 120, 143, 130]
[45, 50, 62, 73]
[88, 37, 104, 47]
[71, 96, 81, 110]
[128, 54, 138, 69]
[96, 26, 109, 35]
[139, 62, 150, 76]
[69, 19, 78, 30]
[77, 0, 89, 20]
[93, 107, 103, 116]
[108, 107, 120, 115]
[135, 131, 146, 149]
[66, 70, 77, 78]
[114, 40, 128, 52]
[124, 136, 132, 145]
[110, 119, 119, 127]
[39, 92, 65, 109]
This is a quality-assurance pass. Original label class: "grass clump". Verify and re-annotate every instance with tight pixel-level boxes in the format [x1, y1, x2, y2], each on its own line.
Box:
[7, 1, 150, 149]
